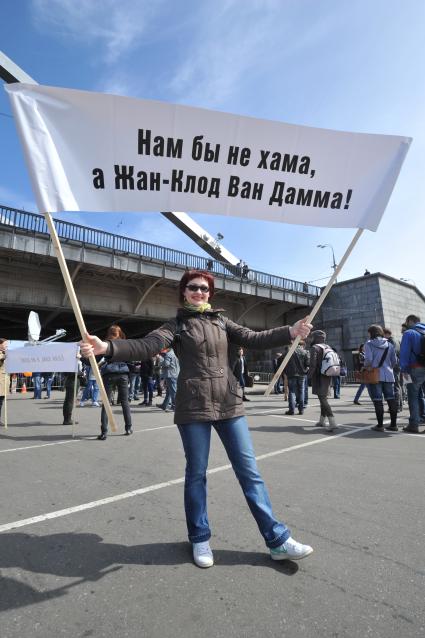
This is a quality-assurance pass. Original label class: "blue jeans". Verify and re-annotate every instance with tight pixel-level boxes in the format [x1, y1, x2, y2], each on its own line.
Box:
[368, 382, 395, 402]
[45, 374, 53, 398]
[419, 386, 425, 417]
[129, 373, 140, 400]
[81, 379, 99, 403]
[177, 416, 290, 548]
[354, 383, 366, 402]
[33, 373, 42, 399]
[161, 377, 177, 409]
[288, 377, 305, 412]
[304, 376, 309, 405]
[332, 376, 341, 398]
[406, 368, 425, 426]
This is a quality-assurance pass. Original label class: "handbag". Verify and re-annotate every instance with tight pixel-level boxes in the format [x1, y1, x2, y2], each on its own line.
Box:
[355, 368, 380, 384]
[355, 346, 389, 385]
[244, 374, 254, 388]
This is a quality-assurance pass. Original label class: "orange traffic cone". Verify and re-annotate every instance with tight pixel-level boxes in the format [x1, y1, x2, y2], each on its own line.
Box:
[21, 382, 27, 394]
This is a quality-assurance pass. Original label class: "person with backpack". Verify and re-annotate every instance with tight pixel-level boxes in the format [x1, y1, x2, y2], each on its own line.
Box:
[80, 270, 314, 567]
[399, 314, 425, 433]
[364, 324, 398, 432]
[308, 330, 338, 432]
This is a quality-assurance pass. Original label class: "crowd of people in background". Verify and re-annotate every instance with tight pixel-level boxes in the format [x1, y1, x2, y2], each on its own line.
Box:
[1, 314, 425, 439]
[269, 314, 425, 434]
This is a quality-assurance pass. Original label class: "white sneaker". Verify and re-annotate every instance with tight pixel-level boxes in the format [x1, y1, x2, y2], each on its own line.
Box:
[193, 541, 214, 568]
[79, 401, 85, 407]
[270, 537, 313, 561]
[92, 401, 100, 407]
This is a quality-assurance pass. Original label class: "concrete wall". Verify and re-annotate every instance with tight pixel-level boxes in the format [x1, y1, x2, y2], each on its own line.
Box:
[379, 278, 425, 343]
[315, 273, 425, 368]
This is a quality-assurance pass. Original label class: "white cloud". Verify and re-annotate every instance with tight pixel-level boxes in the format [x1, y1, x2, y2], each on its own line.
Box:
[31, 0, 160, 63]
[168, 1, 338, 108]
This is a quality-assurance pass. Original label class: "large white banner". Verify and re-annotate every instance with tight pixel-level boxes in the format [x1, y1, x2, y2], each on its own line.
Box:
[5, 343, 79, 374]
[6, 83, 411, 231]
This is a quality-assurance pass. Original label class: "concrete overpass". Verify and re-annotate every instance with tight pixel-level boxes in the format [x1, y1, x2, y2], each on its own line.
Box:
[0, 205, 320, 340]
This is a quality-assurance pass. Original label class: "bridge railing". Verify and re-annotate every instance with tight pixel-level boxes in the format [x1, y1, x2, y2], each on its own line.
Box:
[0, 205, 320, 296]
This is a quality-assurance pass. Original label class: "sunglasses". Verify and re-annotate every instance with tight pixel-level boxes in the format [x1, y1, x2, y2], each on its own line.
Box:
[186, 284, 210, 293]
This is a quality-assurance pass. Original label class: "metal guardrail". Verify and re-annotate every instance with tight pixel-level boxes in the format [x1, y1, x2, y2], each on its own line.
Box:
[0, 205, 321, 297]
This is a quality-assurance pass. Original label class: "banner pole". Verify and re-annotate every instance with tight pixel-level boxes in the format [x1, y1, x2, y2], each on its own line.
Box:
[43, 212, 117, 432]
[264, 228, 365, 396]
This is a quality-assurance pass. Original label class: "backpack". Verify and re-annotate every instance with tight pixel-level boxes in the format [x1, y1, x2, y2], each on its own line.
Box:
[413, 328, 425, 365]
[318, 345, 341, 376]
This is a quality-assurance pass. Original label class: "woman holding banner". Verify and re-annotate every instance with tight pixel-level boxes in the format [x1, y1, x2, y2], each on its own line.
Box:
[80, 270, 313, 568]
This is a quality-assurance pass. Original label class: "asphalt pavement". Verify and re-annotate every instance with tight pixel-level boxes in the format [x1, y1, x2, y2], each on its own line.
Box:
[0, 385, 424, 638]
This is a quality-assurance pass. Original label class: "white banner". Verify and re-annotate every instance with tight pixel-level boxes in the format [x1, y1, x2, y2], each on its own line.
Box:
[5, 343, 79, 373]
[6, 83, 411, 231]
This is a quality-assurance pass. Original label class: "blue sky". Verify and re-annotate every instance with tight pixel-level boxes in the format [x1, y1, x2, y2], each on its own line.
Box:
[1, 0, 424, 291]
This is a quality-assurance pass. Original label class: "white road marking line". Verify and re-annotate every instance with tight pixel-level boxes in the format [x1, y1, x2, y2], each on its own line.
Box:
[0, 424, 177, 454]
[0, 439, 81, 454]
[266, 414, 374, 426]
[0, 425, 371, 534]
[267, 414, 319, 424]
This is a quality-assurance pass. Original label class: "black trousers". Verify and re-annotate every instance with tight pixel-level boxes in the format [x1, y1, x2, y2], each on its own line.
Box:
[101, 374, 132, 433]
[63, 375, 80, 422]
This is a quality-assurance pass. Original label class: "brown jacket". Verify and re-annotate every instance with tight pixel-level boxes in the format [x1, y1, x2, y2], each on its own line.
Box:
[107, 308, 292, 424]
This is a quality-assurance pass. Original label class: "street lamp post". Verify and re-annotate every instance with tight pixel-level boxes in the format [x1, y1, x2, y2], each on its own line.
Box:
[317, 244, 337, 279]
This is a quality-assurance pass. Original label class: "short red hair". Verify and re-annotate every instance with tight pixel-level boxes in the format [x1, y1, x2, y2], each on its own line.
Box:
[179, 270, 215, 304]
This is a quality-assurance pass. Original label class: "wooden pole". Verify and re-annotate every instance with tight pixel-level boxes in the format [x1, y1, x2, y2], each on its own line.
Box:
[43, 212, 117, 431]
[264, 228, 364, 396]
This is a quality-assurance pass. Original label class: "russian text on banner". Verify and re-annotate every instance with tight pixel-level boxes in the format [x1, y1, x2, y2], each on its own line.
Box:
[5, 83, 411, 231]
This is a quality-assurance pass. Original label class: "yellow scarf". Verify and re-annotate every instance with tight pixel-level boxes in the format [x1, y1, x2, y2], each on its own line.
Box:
[183, 302, 212, 313]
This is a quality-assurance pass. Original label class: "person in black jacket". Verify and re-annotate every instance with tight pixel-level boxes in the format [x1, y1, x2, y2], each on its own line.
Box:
[98, 325, 132, 440]
[232, 347, 250, 401]
[139, 358, 154, 406]
[284, 343, 310, 415]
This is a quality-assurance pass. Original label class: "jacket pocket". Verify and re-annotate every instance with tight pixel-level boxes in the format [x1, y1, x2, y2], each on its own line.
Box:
[228, 379, 243, 402]
[184, 378, 204, 409]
